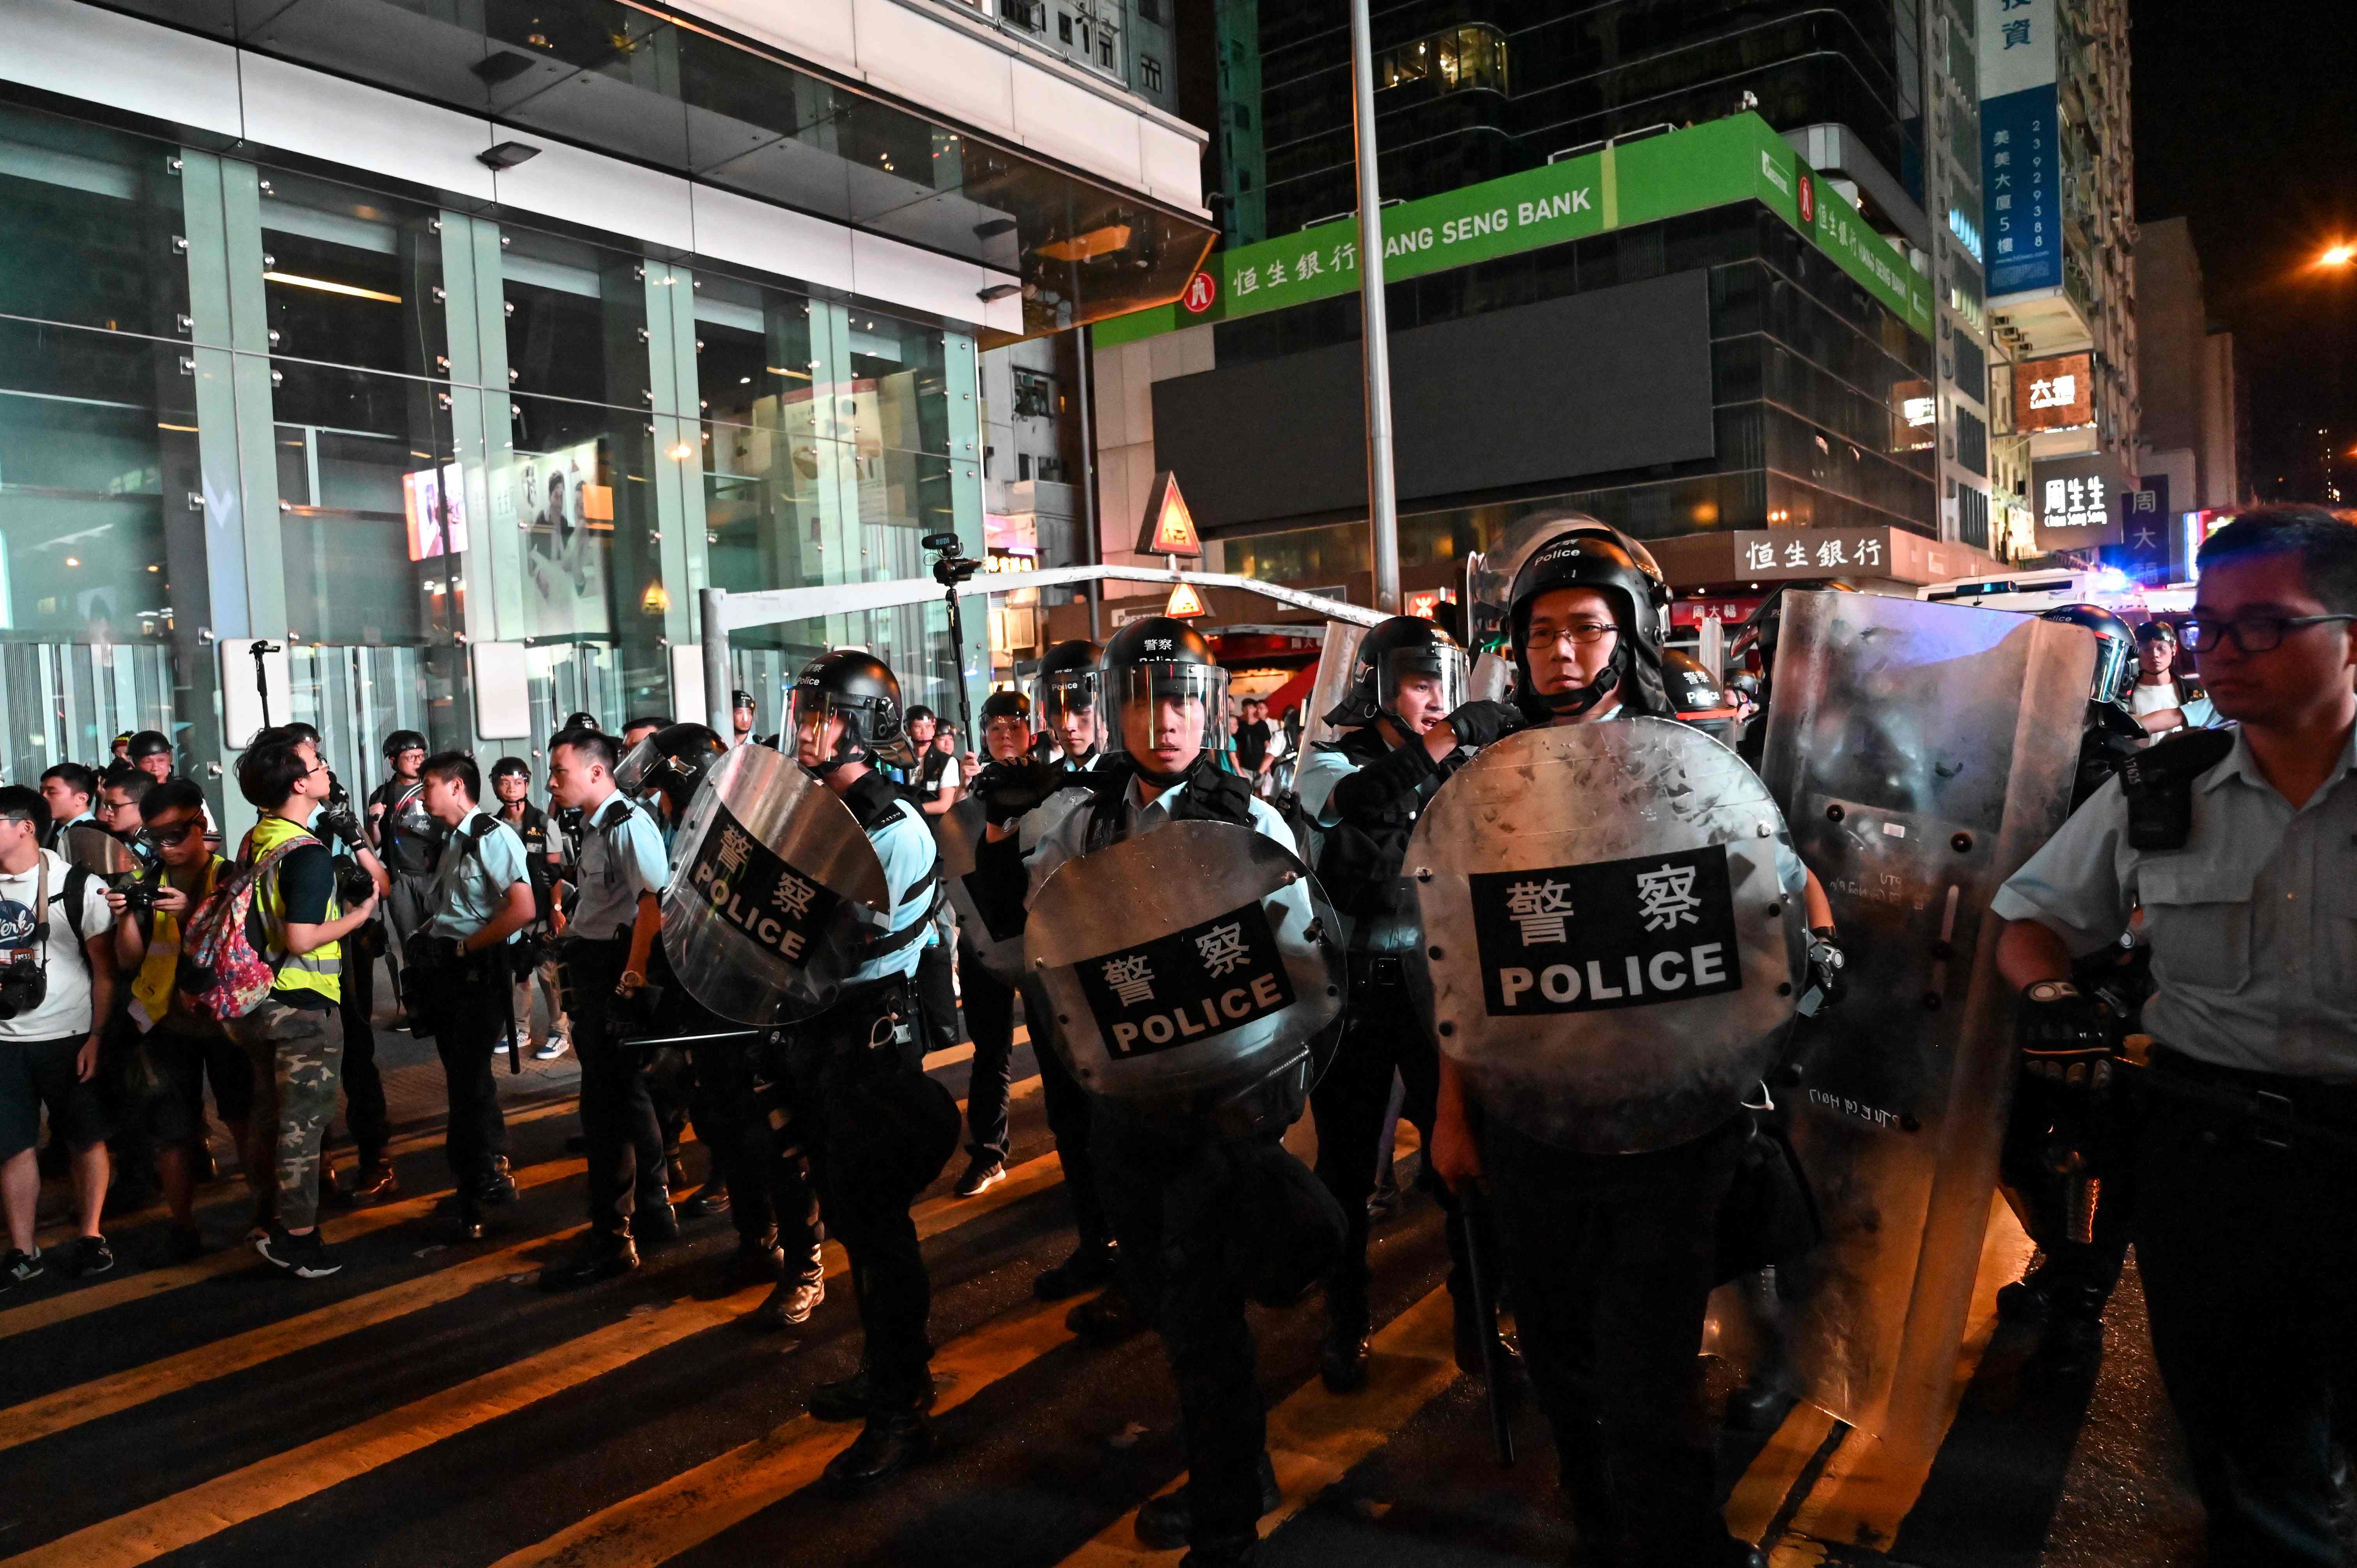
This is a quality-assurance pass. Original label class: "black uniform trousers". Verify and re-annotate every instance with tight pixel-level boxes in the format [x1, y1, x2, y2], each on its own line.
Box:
[2132, 1057, 2357, 1568]
[1998, 1070, 2134, 1302]
[337, 928, 390, 1162]
[959, 941, 1018, 1163]
[431, 962, 511, 1194]
[915, 937, 960, 1054]
[687, 1021, 822, 1266]
[787, 981, 958, 1414]
[1021, 976, 1110, 1252]
[565, 935, 670, 1239]
[1482, 1113, 1748, 1568]
[1094, 1108, 1275, 1555]
[1309, 979, 1474, 1324]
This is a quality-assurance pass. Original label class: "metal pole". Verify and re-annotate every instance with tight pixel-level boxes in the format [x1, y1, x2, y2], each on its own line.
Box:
[700, 586, 733, 739]
[1347, 0, 1401, 615]
[1074, 324, 1104, 642]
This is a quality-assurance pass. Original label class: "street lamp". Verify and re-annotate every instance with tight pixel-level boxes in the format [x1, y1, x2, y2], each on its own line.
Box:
[2320, 244, 2356, 268]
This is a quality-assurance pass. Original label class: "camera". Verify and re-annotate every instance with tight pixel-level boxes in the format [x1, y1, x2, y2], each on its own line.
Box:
[926, 530, 982, 588]
[0, 952, 47, 1021]
[315, 773, 365, 848]
[108, 831, 166, 914]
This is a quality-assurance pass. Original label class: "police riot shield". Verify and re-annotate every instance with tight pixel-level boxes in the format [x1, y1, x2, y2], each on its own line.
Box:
[936, 796, 1027, 986]
[1410, 719, 1808, 1155]
[659, 743, 892, 1026]
[1300, 621, 1365, 752]
[1756, 591, 2090, 1462]
[1028, 820, 1345, 1112]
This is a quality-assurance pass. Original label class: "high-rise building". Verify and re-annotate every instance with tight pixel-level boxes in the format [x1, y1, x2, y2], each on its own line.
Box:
[0, 0, 1209, 823]
[1977, 0, 2138, 560]
[2135, 217, 2245, 532]
[1079, 1, 2011, 621]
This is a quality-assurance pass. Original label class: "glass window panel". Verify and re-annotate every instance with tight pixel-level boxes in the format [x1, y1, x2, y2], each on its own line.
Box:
[259, 173, 447, 377]
[502, 230, 651, 408]
[0, 103, 189, 339]
[841, 311, 950, 457]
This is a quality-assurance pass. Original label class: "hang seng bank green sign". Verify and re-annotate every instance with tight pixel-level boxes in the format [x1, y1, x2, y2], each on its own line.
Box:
[1098, 113, 1933, 347]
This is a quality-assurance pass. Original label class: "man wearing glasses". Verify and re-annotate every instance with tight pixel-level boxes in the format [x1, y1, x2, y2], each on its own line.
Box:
[1995, 507, 2357, 1567]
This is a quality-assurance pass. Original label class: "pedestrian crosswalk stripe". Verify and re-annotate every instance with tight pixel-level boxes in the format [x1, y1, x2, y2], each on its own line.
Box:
[484, 1294, 1078, 1568]
[0, 1154, 590, 1342]
[1, 1144, 1067, 1453]
[1052, 1286, 1462, 1566]
[0, 1286, 771, 1568]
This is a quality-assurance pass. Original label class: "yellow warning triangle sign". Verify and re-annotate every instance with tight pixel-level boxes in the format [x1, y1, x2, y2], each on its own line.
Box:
[1165, 580, 1208, 618]
[1134, 470, 1203, 559]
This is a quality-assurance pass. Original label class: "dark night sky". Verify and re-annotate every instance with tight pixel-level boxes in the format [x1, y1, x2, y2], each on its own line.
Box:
[2129, 1, 2357, 501]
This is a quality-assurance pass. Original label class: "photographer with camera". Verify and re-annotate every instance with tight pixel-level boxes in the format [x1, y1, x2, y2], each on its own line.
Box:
[490, 758, 569, 1060]
[0, 786, 120, 1292]
[104, 779, 244, 1260]
[217, 730, 382, 1279]
[367, 730, 444, 1034]
[282, 722, 397, 1207]
[407, 752, 536, 1243]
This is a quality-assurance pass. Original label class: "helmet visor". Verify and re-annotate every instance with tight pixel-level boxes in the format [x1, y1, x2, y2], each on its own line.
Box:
[1102, 662, 1230, 769]
[615, 735, 661, 798]
[1375, 642, 1468, 731]
[1034, 668, 1099, 723]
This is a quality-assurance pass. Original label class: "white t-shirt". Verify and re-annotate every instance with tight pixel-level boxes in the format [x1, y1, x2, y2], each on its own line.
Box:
[2130, 680, 2181, 718]
[0, 849, 113, 1042]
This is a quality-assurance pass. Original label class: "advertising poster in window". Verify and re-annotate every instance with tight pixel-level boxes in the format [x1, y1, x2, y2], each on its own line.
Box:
[509, 441, 613, 639]
[402, 462, 470, 563]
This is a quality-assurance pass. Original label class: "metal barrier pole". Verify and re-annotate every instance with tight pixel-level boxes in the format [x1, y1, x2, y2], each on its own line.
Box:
[1348, 0, 1401, 616]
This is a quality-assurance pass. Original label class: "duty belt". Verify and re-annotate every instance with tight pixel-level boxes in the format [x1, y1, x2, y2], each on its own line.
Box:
[1346, 952, 1410, 991]
[2125, 1041, 2357, 1156]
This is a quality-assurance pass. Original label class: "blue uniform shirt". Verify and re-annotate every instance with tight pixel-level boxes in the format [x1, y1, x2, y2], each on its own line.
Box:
[428, 808, 532, 943]
[1026, 768, 1299, 908]
[847, 792, 939, 984]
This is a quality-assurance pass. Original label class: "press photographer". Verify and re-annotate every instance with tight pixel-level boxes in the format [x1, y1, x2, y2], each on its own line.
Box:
[104, 779, 245, 1261]
[0, 785, 119, 1293]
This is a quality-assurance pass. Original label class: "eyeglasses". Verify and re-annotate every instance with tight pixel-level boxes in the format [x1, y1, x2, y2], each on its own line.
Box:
[1523, 621, 1618, 649]
[2179, 614, 2357, 653]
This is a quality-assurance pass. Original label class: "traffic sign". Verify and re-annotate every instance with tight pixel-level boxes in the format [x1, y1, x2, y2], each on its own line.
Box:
[1133, 469, 1203, 558]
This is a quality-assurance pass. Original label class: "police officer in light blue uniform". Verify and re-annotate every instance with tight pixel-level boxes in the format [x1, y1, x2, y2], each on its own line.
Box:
[416, 751, 536, 1242]
[537, 727, 677, 1291]
[784, 650, 963, 1497]
[1995, 507, 2357, 1568]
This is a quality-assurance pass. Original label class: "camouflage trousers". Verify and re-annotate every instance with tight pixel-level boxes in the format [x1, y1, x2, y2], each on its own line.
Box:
[228, 1000, 346, 1232]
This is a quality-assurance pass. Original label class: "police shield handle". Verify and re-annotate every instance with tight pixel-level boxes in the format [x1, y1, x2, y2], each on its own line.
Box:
[657, 744, 891, 1027]
[1027, 819, 1346, 1112]
[1408, 719, 1808, 1155]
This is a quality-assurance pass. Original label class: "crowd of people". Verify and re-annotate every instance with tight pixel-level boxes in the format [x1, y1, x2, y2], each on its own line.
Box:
[2, 506, 2350, 1568]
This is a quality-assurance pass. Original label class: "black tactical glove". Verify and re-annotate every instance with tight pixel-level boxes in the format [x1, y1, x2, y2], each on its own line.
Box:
[1797, 926, 1846, 1017]
[1443, 699, 1525, 751]
[2016, 978, 2118, 1085]
[315, 798, 365, 849]
[975, 758, 1061, 825]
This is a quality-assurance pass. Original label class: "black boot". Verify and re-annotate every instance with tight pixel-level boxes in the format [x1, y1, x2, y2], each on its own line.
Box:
[808, 1366, 937, 1423]
[750, 1269, 826, 1330]
[682, 1180, 731, 1219]
[1135, 1455, 1281, 1550]
[1034, 1241, 1116, 1300]
[538, 1233, 638, 1291]
[822, 1409, 933, 1494]
[1319, 1294, 1371, 1393]
[1067, 1281, 1146, 1344]
[1452, 1292, 1521, 1379]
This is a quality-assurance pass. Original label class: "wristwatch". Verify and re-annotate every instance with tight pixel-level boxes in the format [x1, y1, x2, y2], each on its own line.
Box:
[2023, 979, 2080, 1004]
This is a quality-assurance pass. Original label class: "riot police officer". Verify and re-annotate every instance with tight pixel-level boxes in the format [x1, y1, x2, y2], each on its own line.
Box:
[1025, 617, 1343, 1568]
[947, 689, 1037, 1199]
[368, 729, 445, 1034]
[2041, 603, 2147, 809]
[1424, 527, 1837, 1568]
[777, 652, 961, 1490]
[1292, 615, 1520, 1391]
[1995, 507, 2357, 1568]
[1037, 637, 1106, 773]
[537, 727, 678, 1290]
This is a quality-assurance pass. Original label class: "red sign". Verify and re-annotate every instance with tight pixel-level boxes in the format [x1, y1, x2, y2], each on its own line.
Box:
[1404, 587, 1458, 621]
[1797, 171, 1815, 226]
[1670, 596, 1762, 629]
[1180, 272, 1218, 314]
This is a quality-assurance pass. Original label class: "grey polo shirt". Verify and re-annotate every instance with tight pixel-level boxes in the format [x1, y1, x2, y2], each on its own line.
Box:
[428, 809, 532, 943]
[566, 791, 671, 942]
[1993, 726, 2357, 1080]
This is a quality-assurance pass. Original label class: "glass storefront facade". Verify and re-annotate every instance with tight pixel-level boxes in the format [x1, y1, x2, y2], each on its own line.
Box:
[0, 97, 983, 823]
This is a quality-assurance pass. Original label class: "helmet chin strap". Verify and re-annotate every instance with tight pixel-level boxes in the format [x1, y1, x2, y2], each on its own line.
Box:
[1520, 645, 1626, 720]
[1130, 750, 1200, 789]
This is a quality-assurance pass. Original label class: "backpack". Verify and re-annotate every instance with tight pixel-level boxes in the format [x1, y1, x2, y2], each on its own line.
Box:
[176, 835, 317, 1022]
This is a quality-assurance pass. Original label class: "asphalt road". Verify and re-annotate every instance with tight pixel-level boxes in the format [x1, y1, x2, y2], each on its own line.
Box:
[0, 1016, 2216, 1568]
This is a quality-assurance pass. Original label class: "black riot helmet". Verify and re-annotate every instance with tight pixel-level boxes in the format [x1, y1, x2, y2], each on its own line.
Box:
[562, 711, 602, 733]
[1661, 647, 1742, 741]
[1505, 526, 1675, 720]
[1325, 615, 1470, 731]
[2041, 603, 2138, 708]
[616, 721, 726, 820]
[788, 649, 913, 775]
[1032, 638, 1103, 723]
[125, 729, 173, 762]
[978, 688, 1035, 762]
[1099, 616, 1231, 780]
[382, 728, 427, 759]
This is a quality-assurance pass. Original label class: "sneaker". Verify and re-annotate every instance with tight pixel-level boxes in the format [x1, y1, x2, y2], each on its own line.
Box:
[61, 1234, 115, 1278]
[954, 1156, 1006, 1199]
[166, 1223, 206, 1263]
[0, 1247, 44, 1294]
[534, 1035, 570, 1061]
[256, 1227, 344, 1278]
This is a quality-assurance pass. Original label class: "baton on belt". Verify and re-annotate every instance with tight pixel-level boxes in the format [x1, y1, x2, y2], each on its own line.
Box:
[1455, 1185, 1516, 1467]
[504, 1002, 521, 1076]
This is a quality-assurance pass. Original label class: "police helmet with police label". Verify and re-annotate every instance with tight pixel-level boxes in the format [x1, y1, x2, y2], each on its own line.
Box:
[1099, 616, 1231, 770]
[618, 721, 727, 816]
[790, 650, 913, 773]
[1505, 526, 1674, 720]
[2040, 602, 2138, 708]
[1325, 615, 1470, 729]
[1033, 638, 1104, 720]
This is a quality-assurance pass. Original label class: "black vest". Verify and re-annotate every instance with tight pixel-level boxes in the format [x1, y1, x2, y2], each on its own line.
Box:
[1312, 726, 1446, 944]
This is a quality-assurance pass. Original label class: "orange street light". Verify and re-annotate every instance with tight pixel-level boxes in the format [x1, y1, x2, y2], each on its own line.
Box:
[2322, 244, 2357, 268]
